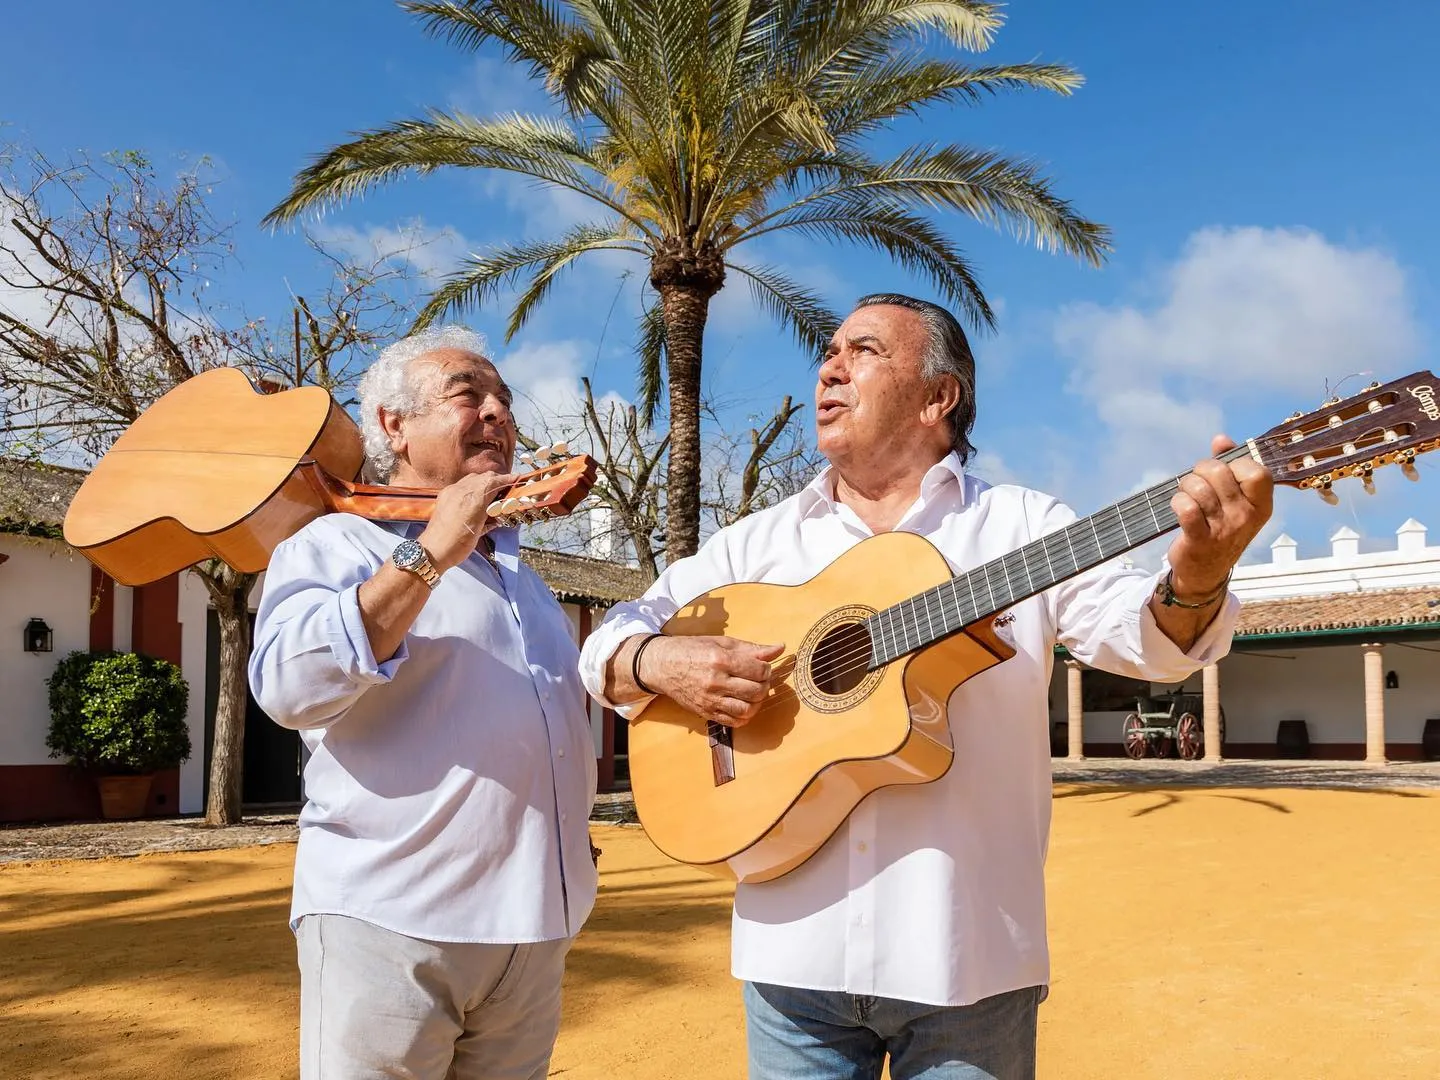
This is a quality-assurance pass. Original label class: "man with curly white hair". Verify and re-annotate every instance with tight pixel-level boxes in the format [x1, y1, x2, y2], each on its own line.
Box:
[249, 325, 598, 1080]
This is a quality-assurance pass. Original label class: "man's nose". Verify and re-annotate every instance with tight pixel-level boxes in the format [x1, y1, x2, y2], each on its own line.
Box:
[479, 396, 511, 425]
[818, 351, 847, 386]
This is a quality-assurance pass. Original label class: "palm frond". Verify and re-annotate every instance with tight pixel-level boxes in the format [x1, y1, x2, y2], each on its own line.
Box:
[411, 223, 645, 332]
[742, 145, 1111, 266]
[821, 59, 1083, 139]
[263, 111, 646, 233]
[635, 294, 667, 426]
[739, 199, 995, 329]
[726, 261, 840, 366]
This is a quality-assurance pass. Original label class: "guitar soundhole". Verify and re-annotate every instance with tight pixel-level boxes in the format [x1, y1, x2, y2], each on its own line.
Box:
[809, 622, 872, 696]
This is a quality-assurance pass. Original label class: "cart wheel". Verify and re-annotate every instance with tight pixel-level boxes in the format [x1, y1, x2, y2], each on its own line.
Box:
[1123, 713, 1147, 759]
[1176, 712, 1203, 761]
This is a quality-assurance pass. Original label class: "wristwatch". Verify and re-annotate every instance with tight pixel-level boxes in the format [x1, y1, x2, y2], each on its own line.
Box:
[391, 538, 441, 589]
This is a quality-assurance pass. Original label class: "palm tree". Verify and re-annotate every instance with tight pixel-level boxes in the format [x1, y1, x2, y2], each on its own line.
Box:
[265, 0, 1109, 561]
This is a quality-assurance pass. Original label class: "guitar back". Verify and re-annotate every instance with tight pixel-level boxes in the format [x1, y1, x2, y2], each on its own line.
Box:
[63, 368, 364, 585]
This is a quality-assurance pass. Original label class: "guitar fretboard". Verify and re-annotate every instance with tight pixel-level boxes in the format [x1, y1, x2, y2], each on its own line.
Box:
[864, 445, 1252, 669]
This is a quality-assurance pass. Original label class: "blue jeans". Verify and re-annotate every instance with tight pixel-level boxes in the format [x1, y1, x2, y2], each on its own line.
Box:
[744, 982, 1042, 1080]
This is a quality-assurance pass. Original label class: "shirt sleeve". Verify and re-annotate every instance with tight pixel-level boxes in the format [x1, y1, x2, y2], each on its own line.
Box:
[577, 528, 745, 714]
[247, 529, 409, 730]
[1033, 492, 1239, 682]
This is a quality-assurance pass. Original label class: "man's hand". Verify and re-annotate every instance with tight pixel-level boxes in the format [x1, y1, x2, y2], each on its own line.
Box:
[1151, 435, 1273, 652]
[1165, 435, 1274, 596]
[417, 471, 519, 572]
[622, 634, 784, 727]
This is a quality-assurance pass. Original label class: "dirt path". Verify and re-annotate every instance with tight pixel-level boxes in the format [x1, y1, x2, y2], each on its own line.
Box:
[2, 786, 1437, 1079]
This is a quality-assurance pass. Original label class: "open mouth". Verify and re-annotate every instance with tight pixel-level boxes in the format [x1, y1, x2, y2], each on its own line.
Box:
[468, 439, 507, 456]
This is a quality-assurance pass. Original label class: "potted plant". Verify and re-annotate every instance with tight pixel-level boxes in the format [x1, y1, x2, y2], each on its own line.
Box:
[46, 650, 191, 820]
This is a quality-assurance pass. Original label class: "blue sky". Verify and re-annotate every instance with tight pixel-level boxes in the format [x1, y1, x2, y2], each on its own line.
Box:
[3, 0, 1438, 564]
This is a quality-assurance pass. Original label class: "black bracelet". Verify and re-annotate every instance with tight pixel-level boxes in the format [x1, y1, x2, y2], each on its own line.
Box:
[1157, 569, 1231, 609]
[631, 634, 661, 695]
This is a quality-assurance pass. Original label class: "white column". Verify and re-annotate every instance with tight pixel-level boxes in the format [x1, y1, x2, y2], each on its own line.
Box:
[1364, 642, 1386, 764]
[1203, 663, 1223, 762]
[1066, 660, 1084, 760]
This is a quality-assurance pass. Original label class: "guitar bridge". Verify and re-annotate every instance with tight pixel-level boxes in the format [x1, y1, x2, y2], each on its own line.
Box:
[707, 721, 735, 786]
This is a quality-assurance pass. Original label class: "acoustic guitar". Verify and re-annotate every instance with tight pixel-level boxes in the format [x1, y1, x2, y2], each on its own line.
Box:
[628, 372, 1440, 884]
[63, 366, 597, 586]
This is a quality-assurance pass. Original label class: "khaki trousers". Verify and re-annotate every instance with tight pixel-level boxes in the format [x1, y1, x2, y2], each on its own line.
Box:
[296, 914, 572, 1080]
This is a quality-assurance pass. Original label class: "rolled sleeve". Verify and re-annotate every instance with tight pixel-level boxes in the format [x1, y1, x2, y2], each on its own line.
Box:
[248, 533, 407, 731]
[578, 529, 748, 713]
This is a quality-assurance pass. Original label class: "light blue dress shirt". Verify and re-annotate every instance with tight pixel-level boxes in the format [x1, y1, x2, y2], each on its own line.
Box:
[248, 513, 597, 943]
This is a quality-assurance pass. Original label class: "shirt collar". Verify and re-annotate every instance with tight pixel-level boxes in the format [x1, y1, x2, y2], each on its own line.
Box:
[797, 450, 968, 517]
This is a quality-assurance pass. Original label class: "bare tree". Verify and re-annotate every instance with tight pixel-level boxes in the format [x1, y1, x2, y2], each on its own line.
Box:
[0, 146, 413, 825]
[521, 378, 815, 583]
[704, 396, 822, 530]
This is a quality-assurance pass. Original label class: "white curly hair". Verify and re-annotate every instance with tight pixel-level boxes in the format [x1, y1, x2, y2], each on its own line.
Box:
[356, 325, 492, 480]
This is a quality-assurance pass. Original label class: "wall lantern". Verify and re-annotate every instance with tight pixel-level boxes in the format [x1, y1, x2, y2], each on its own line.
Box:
[24, 617, 53, 653]
[1385, 670, 1399, 690]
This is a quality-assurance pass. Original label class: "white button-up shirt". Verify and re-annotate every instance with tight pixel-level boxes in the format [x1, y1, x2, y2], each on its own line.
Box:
[250, 514, 598, 944]
[578, 454, 1237, 1006]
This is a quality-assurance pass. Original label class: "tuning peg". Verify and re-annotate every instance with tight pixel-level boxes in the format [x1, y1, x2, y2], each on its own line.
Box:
[1356, 460, 1378, 495]
[1318, 487, 1339, 506]
[519, 451, 534, 467]
[551, 441, 569, 456]
[1403, 462, 1420, 481]
[534, 445, 552, 462]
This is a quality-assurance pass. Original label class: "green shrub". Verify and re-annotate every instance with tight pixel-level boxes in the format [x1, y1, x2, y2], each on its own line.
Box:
[46, 650, 191, 775]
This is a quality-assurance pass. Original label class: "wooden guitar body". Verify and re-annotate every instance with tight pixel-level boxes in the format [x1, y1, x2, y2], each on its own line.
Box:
[63, 368, 364, 585]
[628, 531, 1014, 884]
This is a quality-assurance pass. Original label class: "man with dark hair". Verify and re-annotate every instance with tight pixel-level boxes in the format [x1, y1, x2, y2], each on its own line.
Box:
[579, 294, 1271, 1078]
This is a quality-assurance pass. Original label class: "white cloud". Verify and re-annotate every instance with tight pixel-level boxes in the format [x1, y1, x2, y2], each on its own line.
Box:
[494, 338, 631, 445]
[308, 219, 471, 282]
[1051, 225, 1422, 496]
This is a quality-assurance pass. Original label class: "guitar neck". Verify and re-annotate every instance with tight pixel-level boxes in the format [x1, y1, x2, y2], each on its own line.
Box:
[864, 444, 1255, 669]
[299, 461, 440, 522]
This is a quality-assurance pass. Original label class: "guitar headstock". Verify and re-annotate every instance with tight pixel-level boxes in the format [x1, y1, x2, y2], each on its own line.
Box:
[486, 443, 598, 526]
[1249, 372, 1440, 503]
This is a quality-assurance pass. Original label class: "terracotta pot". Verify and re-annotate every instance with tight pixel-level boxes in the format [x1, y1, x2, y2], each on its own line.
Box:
[97, 774, 154, 820]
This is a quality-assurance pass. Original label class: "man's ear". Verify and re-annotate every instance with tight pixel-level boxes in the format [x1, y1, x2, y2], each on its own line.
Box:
[378, 406, 407, 458]
[921, 375, 961, 430]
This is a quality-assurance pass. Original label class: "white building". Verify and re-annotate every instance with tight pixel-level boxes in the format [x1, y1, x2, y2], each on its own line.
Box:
[1051, 521, 1440, 760]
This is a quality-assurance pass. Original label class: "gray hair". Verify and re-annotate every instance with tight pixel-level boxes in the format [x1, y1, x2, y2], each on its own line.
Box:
[853, 293, 977, 465]
[356, 324, 492, 480]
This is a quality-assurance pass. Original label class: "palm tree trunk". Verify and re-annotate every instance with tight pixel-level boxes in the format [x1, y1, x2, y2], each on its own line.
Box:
[659, 284, 708, 560]
[198, 564, 257, 826]
[652, 240, 725, 562]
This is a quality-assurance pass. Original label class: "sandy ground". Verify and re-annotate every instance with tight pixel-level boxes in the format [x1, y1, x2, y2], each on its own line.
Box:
[2, 785, 1438, 1079]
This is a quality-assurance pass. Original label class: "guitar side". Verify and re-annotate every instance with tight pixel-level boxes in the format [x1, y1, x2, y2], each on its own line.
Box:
[627, 531, 1016, 883]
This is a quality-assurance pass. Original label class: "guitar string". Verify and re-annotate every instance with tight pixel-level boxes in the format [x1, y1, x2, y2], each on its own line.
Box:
[732, 496, 1183, 722]
[784, 488, 1191, 688]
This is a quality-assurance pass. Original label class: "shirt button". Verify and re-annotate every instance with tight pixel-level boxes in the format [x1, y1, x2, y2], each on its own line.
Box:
[557, 747, 566, 758]
[856, 841, 867, 853]
[561, 812, 568, 823]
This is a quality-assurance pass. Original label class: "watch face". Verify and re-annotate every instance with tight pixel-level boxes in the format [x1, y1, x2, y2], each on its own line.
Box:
[393, 539, 425, 570]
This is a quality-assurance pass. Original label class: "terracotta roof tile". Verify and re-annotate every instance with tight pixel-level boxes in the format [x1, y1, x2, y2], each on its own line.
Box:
[519, 546, 652, 606]
[0, 458, 85, 535]
[1237, 585, 1440, 637]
